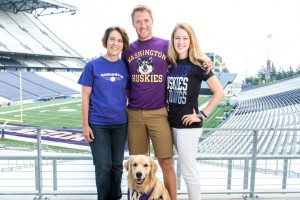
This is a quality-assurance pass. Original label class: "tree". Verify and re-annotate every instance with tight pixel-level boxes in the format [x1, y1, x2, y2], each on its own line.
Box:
[222, 67, 229, 73]
[245, 76, 260, 85]
[271, 64, 277, 80]
[287, 66, 294, 77]
[296, 65, 300, 75]
[248, 63, 300, 85]
[257, 66, 265, 80]
[214, 54, 226, 72]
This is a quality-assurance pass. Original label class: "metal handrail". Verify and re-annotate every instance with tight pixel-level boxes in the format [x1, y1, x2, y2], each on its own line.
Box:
[0, 127, 300, 200]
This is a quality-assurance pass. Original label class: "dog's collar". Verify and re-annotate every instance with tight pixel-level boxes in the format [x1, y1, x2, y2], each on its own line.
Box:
[128, 188, 154, 200]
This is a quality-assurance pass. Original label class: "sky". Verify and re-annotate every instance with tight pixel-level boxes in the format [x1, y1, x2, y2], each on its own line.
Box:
[39, 0, 300, 82]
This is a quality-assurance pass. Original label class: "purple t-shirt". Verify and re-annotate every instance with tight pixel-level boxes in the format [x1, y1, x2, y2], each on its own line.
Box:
[122, 37, 169, 110]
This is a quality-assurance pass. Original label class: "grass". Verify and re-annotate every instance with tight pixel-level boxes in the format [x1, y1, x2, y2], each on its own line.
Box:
[1, 96, 228, 128]
[0, 97, 82, 127]
[1, 96, 229, 152]
[199, 96, 231, 129]
[0, 97, 83, 152]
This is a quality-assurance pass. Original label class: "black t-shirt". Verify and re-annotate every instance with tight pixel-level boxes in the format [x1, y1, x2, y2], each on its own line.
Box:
[167, 57, 214, 128]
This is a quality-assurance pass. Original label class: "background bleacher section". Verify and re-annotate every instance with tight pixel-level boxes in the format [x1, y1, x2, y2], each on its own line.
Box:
[199, 76, 300, 155]
[0, 1, 84, 102]
[201, 72, 237, 95]
[0, 4, 85, 72]
[0, 72, 79, 101]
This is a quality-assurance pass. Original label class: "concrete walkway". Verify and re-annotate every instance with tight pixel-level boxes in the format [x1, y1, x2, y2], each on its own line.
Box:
[1, 194, 300, 200]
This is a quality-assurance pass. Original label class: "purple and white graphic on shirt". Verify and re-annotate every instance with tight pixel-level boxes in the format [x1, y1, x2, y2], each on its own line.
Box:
[122, 37, 169, 110]
[100, 73, 124, 82]
[136, 57, 154, 75]
[167, 65, 191, 104]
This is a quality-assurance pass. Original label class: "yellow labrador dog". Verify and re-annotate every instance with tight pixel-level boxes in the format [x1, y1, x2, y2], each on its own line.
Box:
[124, 155, 171, 200]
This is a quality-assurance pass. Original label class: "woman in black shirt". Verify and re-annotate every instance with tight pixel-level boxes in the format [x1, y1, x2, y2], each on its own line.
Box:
[167, 23, 224, 200]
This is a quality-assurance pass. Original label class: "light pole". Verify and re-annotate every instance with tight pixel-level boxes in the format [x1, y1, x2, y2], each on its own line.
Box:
[265, 34, 273, 83]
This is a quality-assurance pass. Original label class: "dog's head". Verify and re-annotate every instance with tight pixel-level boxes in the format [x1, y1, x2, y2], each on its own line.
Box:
[136, 57, 154, 74]
[124, 155, 158, 188]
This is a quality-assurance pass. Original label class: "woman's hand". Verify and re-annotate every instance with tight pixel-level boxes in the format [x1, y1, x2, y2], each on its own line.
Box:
[182, 109, 201, 126]
[83, 126, 94, 143]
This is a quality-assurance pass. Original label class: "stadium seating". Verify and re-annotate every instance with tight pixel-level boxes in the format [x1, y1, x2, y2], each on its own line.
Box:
[0, 72, 79, 100]
[0, 8, 85, 73]
[0, 81, 37, 100]
[37, 72, 81, 92]
[0, 7, 84, 101]
[201, 72, 237, 94]
[11, 72, 79, 95]
[0, 9, 81, 57]
[199, 76, 300, 155]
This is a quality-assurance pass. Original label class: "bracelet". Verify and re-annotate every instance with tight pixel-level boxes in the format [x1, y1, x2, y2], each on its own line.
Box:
[200, 110, 207, 118]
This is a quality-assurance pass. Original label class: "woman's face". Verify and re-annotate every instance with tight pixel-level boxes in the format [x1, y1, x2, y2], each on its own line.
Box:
[173, 28, 190, 59]
[106, 30, 124, 57]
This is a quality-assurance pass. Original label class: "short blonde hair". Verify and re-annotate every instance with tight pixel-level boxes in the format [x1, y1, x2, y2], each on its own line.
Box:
[131, 5, 153, 23]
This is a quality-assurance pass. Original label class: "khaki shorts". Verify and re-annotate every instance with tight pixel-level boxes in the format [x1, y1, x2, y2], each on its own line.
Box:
[127, 107, 173, 158]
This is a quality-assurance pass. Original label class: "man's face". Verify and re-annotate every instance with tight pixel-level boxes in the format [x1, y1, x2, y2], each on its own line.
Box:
[132, 10, 153, 41]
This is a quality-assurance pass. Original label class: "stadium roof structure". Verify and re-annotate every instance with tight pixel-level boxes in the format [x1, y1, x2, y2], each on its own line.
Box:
[0, 1, 84, 70]
[0, 0, 77, 17]
[201, 72, 237, 95]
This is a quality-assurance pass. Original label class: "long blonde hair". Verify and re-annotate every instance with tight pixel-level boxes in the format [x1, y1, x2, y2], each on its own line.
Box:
[168, 23, 208, 69]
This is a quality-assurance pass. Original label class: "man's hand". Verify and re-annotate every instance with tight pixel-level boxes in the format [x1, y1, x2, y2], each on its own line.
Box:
[203, 57, 213, 71]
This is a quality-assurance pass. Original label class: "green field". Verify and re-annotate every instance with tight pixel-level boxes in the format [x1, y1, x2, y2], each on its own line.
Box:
[0, 96, 228, 128]
[0, 96, 229, 152]
[0, 97, 82, 127]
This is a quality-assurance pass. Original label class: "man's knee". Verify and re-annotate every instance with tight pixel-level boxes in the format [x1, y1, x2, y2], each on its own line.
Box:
[158, 157, 174, 171]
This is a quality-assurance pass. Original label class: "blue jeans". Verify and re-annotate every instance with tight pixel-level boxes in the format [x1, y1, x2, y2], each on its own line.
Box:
[89, 123, 127, 200]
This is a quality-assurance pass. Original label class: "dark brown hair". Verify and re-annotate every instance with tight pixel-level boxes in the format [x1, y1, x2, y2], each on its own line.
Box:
[102, 26, 129, 51]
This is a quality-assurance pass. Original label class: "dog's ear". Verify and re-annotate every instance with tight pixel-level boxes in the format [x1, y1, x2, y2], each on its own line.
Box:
[124, 156, 133, 174]
[149, 157, 158, 178]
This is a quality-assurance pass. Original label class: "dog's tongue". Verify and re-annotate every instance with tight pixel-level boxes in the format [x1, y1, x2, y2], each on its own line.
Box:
[136, 179, 144, 185]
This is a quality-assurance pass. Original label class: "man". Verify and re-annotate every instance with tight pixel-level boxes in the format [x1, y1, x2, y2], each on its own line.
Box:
[122, 5, 177, 199]
[122, 5, 212, 199]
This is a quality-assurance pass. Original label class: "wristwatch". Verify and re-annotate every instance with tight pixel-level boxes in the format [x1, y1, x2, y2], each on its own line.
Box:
[197, 112, 204, 122]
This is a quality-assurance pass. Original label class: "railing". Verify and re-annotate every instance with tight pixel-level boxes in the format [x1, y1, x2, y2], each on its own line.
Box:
[0, 127, 300, 200]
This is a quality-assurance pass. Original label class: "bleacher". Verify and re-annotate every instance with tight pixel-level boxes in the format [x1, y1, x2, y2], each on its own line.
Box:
[0, 72, 79, 100]
[37, 72, 81, 92]
[0, 5, 80, 57]
[11, 72, 79, 95]
[0, 81, 37, 100]
[199, 76, 300, 155]
[0, 5, 85, 71]
[201, 72, 237, 95]
[0, 1, 84, 102]
[0, 57, 23, 68]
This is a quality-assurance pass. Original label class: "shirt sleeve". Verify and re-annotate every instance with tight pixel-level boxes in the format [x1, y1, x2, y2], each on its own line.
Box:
[197, 61, 214, 81]
[202, 69, 214, 81]
[78, 61, 93, 87]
